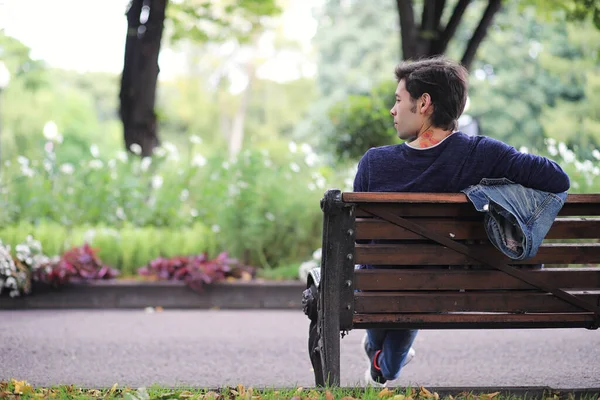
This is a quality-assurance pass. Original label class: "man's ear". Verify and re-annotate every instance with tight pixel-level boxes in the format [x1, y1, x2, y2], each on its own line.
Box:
[420, 93, 433, 114]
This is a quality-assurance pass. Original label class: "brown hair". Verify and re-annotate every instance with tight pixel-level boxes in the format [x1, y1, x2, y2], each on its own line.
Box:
[394, 56, 468, 131]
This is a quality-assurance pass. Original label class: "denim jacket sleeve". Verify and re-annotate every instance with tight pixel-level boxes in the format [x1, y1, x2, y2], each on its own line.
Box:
[462, 178, 568, 261]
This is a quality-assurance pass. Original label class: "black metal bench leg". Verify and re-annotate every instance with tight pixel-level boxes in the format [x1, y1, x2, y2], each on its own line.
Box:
[319, 292, 341, 386]
[308, 318, 325, 386]
[304, 283, 325, 386]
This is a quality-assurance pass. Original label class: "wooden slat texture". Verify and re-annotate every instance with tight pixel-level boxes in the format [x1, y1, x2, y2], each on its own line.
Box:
[352, 313, 597, 329]
[354, 291, 600, 313]
[355, 243, 600, 265]
[354, 268, 600, 291]
[343, 192, 600, 204]
[355, 218, 600, 240]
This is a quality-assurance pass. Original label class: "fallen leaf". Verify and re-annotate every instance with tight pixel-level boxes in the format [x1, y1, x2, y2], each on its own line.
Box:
[378, 388, 394, 398]
[341, 397, 357, 400]
[393, 395, 406, 400]
[180, 391, 195, 399]
[204, 391, 219, 399]
[155, 306, 164, 312]
[326, 390, 335, 400]
[13, 379, 33, 395]
[289, 397, 302, 400]
[480, 392, 500, 399]
[296, 387, 304, 393]
[419, 387, 435, 398]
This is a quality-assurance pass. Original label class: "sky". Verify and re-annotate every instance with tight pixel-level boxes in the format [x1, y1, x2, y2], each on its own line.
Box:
[1, 0, 319, 84]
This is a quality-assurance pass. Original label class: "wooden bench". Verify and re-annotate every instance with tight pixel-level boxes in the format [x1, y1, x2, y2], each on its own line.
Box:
[302, 189, 600, 386]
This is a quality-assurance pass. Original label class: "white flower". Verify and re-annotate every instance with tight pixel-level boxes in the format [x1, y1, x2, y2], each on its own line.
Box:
[151, 175, 163, 189]
[265, 212, 275, 221]
[190, 209, 199, 217]
[116, 151, 128, 163]
[129, 143, 142, 155]
[90, 144, 100, 158]
[43, 160, 53, 172]
[190, 135, 202, 144]
[290, 162, 300, 173]
[308, 183, 316, 191]
[519, 146, 528, 154]
[222, 162, 230, 170]
[592, 149, 600, 161]
[192, 154, 207, 167]
[108, 159, 117, 169]
[66, 187, 74, 195]
[312, 248, 322, 260]
[60, 163, 74, 175]
[288, 141, 298, 153]
[305, 153, 318, 166]
[547, 145, 558, 156]
[20, 166, 34, 177]
[298, 260, 318, 281]
[140, 157, 152, 172]
[180, 189, 189, 201]
[264, 159, 273, 168]
[163, 142, 178, 154]
[116, 207, 126, 220]
[89, 159, 104, 170]
[301, 143, 312, 154]
[212, 224, 221, 233]
[17, 156, 29, 166]
[43, 121, 59, 141]
[154, 147, 167, 158]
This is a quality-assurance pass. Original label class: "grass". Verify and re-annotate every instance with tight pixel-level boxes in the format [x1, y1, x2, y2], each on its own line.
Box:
[2, 381, 599, 400]
[257, 263, 301, 281]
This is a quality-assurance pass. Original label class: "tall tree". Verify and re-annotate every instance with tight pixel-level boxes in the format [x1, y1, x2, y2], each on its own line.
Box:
[120, 0, 166, 158]
[120, 0, 281, 157]
[396, 0, 600, 70]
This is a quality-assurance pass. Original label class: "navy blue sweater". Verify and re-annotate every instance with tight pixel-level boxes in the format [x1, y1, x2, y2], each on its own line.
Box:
[353, 132, 570, 194]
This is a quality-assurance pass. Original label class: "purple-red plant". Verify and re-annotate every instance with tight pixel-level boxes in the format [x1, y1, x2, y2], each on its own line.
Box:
[32, 243, 119, 286]
[138, 252, 255, 292]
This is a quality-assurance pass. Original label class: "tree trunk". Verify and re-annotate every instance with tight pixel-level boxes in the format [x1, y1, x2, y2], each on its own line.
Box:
[396, 0, 502, 70]
[119, 0, 167, 157]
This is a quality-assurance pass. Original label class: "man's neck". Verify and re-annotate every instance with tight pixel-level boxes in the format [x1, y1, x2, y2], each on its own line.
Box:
[408, 127, 453, 149]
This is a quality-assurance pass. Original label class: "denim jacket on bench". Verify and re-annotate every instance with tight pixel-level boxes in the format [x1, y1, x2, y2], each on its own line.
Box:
[461, 178, 568, 261]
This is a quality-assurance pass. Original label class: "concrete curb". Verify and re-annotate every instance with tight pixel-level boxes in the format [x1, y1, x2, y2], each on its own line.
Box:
[0, 279, 306, 310]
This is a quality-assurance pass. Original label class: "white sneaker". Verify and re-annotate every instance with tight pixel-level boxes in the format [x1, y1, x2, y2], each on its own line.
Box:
[361, 334, 415, 387]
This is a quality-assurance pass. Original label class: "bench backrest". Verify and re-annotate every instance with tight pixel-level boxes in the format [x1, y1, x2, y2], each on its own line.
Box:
[319, 190, 600, 331]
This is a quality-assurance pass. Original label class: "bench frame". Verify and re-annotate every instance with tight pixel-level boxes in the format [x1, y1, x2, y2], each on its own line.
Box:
[303, 189, 600, 386]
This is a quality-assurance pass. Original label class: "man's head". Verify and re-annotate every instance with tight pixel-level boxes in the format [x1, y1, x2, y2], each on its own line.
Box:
[390, 56, 468, 140]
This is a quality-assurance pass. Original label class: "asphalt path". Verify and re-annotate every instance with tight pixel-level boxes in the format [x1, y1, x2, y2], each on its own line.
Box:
[1, 310, 599, 389]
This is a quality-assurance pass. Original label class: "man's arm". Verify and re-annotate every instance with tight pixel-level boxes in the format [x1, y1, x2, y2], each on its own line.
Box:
[491, 142, 570, 193]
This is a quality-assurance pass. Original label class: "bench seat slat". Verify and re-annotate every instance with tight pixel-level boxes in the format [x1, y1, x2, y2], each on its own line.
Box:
[353, 203, 600, 218]
[356, 218, 600, 240]
[352, 313, 597, 329]
[354, 291, 600, 313]
[354, 268, 600, 291]
[344, 192, 600, 204]
[355, 243, 600, 265]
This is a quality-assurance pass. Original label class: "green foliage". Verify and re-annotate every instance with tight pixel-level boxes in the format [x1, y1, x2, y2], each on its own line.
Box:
[323, 81, 397, 162]
[166, 0, 282, 44]
[0, 222, 217, 277]
[521, 0, 600, 29]
[0, 135, 338, 269]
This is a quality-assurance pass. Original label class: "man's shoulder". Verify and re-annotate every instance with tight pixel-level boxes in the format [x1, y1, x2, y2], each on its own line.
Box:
[361, 144, 404, 160]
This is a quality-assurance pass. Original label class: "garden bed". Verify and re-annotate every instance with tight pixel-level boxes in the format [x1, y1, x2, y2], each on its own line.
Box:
[0, 278, 304, 310]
